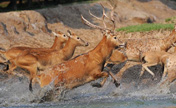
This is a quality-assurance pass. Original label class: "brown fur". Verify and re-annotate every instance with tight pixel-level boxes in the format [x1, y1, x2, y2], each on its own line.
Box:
[140, 51, 171, 78]
[0, 31, 68, 72]
[109, 25, 176, 81]
[160, 53, 176, 86]
[107, 49, 127, 64]
[38, 30, 125, 90]
[10, 30, 89, 91]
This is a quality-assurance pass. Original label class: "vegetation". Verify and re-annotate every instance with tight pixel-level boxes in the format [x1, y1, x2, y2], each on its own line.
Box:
[117, 23, 174, 33]
[165, 16, 176, 23]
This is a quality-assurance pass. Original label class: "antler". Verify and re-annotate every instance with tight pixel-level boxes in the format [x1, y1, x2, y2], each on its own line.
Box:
[88, 3, 109, 28]
[81, 15, 107, 30]
[106, 2, 117, 31]
[81, 2, 117, 32]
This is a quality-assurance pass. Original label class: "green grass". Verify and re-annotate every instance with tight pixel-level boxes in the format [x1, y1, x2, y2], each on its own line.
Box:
[165, 16, 176, 23]
[0, 2, 8, 8]
[117, 23, 174, 33]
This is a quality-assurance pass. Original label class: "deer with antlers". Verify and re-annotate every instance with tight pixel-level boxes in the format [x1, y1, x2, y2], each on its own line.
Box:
[0, 31, 68, 72]
[8, 30, 89, 92]
[85, 2, 176, 86]
[37, 3, 125, 90]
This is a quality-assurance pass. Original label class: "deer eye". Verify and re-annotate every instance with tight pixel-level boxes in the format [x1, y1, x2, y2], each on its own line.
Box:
[63, 35, 66, 37]
[77, 37, 80, 39]
[114, 37, 117, 39]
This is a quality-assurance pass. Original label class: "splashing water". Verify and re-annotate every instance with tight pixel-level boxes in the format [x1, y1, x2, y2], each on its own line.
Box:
[0, 64, 176, 108]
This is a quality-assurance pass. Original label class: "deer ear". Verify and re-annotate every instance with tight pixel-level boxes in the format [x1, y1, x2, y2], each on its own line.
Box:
[67, 30, 72, 37]
[101, 30, 110, 37]
[100, 30, 106, 35]
[105, 30, 112, 38]
[52, 31, 58, 37]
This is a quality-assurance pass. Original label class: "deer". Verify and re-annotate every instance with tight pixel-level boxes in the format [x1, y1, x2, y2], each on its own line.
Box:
[159, 53, 176, 86]
[139, 51, 171, 78]
[0, 30, 68, 72]
[106, 49, 127, 64]
[37, 22, 125, 92]
[139, 49, 176, 87]
[9, 30, 89, 92]
[105, 24, 176, 83]
[37, 3, 126, 91]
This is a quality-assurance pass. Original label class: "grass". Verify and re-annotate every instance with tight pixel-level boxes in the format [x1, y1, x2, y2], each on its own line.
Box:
[165, 16, 176, 23]
[0, 2, 8, 8]
[117, 23, 174, 33]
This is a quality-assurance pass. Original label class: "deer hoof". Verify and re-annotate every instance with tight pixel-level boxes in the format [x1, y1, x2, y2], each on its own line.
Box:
[91, 83, 102, 88]
[29, 82, 33, 92]
[3, 64, 9, 71]
[152, 77, 157, 81]
[114, 81, 120, 87]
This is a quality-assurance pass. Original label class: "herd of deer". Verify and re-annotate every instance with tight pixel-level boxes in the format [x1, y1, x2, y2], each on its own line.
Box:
[0, 2, 176, 94]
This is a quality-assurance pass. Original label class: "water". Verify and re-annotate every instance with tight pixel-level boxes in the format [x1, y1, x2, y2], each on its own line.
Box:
[4, 96, 176, 108]
[0, 64, 176, 108]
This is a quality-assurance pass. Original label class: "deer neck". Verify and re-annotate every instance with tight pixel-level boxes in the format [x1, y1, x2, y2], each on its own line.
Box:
[50, 36, 64, 50]
[90, 36, 115, 64]
[163, 30, 176, 50]
[61, 38, 77, 60]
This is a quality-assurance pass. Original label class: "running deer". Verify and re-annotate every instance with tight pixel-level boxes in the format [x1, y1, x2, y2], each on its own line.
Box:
[0, 31, 68, 71]
[108, 24, 176, 82]
[159, 53, 176, 86]
[37, 3, 125, 89]
[37, 23, 125, 90]
[9, 30, 89, 92]
[139, 51, 171, 78]
[140, 50, 176, 86]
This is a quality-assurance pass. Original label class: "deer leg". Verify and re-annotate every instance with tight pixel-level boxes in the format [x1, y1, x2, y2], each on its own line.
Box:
[28, 67, 38, 92]
[160, 77, 170, 87]
[167, 73, 176, 84]
[140, 66, 145, 77]
[91, 72, 109, 88]
[92, 71, 120, 88]
[2, 61, 9, 71]
[6, 60, 19, 76]
[161, 71, 176, 86]
[161, 65, 168, 80]
[109, 71, 120, 87]
[99, 77, 108, 88]
[104, 62, 115, 72]
[140, 63, 157, 78]
[17, 64, 37, 92]
[0, 57, 9, 71]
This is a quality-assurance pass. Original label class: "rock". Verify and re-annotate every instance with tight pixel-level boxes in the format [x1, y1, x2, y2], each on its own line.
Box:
[0, 11, 50, 36]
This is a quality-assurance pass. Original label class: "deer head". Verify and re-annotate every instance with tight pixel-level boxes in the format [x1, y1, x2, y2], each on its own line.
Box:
[52, 30, 68, 43]
[81, 3, 125, 48]
[67, 30, 89, 47]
